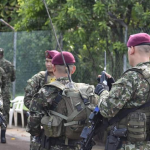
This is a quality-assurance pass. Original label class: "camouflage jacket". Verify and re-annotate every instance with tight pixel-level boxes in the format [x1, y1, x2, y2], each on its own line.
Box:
[0, 67, 6, 91]
[0, 67, 6, 110]
[0, 58, 16, 87]
[98, 62, 150, 118]
[24, 71, 56, 109]
[27, 77, 98, 136]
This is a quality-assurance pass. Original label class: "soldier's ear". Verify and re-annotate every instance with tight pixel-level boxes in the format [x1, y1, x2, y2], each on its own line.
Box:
[53, 65, 56, 73]
[129, 46, 135, 55]
[71, 65, 76, 75]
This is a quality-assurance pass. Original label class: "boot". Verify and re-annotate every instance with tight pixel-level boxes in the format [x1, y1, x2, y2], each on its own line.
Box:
[1, 130, 6, 143]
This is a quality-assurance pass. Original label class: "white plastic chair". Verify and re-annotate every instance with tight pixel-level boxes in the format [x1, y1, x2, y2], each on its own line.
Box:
[9, 96, 24, 128]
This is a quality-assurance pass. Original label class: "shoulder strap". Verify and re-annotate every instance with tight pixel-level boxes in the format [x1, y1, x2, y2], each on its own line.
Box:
[123, 68, 143, 76]
[44, 70, 48, 83]
[108, 100, 150, 126]
[49, 81, 65, 90]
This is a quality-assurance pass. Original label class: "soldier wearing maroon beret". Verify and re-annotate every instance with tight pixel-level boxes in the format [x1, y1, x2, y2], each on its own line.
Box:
[24, 50, 59, 150]
[95, 32, 150, 150]
[27, 51, 99, 150]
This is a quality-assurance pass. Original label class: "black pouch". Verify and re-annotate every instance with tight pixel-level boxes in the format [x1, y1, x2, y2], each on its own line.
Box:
[105, 135, 120, 150]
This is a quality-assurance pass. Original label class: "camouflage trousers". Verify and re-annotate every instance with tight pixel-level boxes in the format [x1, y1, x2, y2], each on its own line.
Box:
[118, 141, 150, 150]
[30, 135, 41, 150]
[1, 100, 10, 130]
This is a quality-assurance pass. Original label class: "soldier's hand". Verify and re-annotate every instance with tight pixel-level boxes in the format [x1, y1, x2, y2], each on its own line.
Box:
[97, 72, 115, 91]
[95, 83, 109, 96]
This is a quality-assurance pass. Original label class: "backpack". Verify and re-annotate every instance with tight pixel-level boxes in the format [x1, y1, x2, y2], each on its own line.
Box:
[41, 81, 96, 140]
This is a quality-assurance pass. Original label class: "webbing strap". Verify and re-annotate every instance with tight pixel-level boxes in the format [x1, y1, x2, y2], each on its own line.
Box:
[64, 121, 79, 126]
[128, 133, 145, 139]
[49, 81, 65, 90]
[108, 101, 150, 126]
[50, 110, 68, 120]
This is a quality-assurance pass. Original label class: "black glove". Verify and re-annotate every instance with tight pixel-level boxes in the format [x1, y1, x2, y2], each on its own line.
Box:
[97, 77, 115, 91]
[107, 77, 115, 90]
[95, 83, 109, 96]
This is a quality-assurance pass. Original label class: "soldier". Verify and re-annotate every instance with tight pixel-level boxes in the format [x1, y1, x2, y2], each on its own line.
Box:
[0, 48, 16, 143]
[24, 50, 59, 109]
[0, 67, 6, 114]
[27, 51, 98, 150]
[95, 33, 150, 150]
[24, 50, 59, 150]
[0, 67, 6, 137]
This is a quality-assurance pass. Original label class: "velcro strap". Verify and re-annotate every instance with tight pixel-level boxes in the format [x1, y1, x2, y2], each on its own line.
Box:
[128, 133, 145, 139]
[64, 120, 86, 126]
[50, 110, 68, 120]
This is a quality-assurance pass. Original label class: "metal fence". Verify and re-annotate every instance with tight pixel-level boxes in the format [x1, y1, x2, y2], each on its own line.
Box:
[0, 29, 149, 98]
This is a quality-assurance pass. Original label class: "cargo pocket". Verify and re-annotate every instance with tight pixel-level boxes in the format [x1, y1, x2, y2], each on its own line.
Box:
[127, 112, 146, 142]
[41, 115, 63, 137]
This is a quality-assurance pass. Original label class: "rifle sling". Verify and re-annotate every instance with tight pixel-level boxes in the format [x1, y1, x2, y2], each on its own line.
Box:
[108, 99, 150, 126]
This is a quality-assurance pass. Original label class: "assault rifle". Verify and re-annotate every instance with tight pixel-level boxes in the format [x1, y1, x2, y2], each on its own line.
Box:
[80, 106, 103, 150]
[0, 112, 6, 128]
[80, 71, 107, 150]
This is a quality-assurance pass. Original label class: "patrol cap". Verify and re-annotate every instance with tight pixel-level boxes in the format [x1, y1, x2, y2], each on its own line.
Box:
[0, 48, 4, 55]
[45, 50, 59, 59]
[127, 33, 150, 47]
[52, 51, 75, 65]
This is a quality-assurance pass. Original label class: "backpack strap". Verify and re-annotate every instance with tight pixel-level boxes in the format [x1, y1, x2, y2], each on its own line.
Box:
[49, 81, 65, 90]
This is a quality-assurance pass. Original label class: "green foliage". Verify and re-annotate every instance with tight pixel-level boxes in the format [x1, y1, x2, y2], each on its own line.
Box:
[0, 0, 18, 31]
[7, 0, 150, 83]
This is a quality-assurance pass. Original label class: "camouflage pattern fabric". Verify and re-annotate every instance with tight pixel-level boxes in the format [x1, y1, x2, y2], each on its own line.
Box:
[40, 145, 81, 150]
[27, 77, 98, 150]
[24, 71, 56, 150]
[98, 62, 150, 150]
[0, 58, 16, 129]
[0, 67, 6, 111]
[24, 71, 56, 109]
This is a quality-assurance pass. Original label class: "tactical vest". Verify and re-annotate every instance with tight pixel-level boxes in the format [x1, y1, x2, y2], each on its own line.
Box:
[116, 65, 150, 142]
[41, 81, 96, 140]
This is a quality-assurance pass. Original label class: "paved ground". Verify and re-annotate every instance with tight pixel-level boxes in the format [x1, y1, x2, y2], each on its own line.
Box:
[0, 125, 105, 150]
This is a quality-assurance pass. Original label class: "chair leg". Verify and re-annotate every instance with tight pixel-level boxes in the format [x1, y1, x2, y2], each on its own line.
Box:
[14, 112, 18, 127]
[21, 112, 24, 128]
[9, 110, 13, 127]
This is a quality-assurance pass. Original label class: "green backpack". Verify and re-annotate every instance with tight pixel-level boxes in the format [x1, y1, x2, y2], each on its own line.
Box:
[41, 81, 97, 140]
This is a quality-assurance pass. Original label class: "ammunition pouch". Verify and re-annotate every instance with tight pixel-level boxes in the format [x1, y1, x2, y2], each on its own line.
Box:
[41, 115, 63, 138]
[127, 112, 147, 142]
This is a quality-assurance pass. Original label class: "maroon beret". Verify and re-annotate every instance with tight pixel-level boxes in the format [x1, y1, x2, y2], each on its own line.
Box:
[45, 50, 59, 59]
[127, 33, 150, 47]
[52, 51, 75, 65]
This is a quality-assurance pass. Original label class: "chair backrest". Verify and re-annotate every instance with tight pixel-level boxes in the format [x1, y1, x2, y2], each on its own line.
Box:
[11, 96, 24, 111]
[11, 96, 24, 103]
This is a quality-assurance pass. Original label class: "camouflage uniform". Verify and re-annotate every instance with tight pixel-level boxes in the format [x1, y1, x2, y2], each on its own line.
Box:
[24, 71, 56, 109]
[27, 77, 98, 150]
[0, 67, 6, 112]
[24, 71, 56, 150]
[0, 58, 15, 128]
[98, 62, 150, 150]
